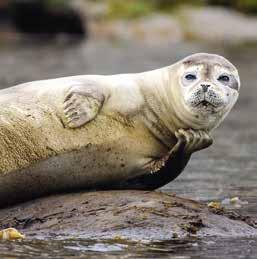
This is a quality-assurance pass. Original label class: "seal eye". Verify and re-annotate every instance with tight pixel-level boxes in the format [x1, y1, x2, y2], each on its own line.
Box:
[218, 75, 230, 82]
[185, 74, 197, 81]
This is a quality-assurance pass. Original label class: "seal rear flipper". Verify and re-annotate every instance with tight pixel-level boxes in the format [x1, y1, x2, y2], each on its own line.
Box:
[63, 85, 105, 128]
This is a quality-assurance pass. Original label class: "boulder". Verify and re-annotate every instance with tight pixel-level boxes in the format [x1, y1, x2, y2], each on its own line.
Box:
[0, 190, 256, 240]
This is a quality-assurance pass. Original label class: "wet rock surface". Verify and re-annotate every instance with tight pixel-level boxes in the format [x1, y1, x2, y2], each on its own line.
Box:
[0, 191, 256, 240]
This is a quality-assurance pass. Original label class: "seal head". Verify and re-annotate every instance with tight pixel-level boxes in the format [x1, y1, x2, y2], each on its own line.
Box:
[170, 53, 240, 131]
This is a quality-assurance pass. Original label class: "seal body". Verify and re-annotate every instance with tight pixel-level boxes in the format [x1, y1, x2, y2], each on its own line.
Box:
[0, 74, 169, 205]
[0, 53, 240, 207]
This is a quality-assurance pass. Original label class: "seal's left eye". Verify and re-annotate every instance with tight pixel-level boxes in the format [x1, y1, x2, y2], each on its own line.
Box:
[185, 74, 197, 80]
[218, 75, 230, 82]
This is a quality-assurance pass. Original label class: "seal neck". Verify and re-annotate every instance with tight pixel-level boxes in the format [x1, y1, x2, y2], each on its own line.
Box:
[136, 67, 184, 148]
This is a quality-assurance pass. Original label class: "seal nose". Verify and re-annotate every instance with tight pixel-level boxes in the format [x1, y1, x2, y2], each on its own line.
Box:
[201, 84, 210, 93]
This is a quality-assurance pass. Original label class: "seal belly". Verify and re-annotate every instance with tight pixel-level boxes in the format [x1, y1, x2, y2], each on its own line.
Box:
[0, 104, 168, 206]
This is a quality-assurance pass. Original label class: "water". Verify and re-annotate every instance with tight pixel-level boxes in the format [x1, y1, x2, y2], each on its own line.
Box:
[0, 237, 256, 258]
[0, 39, 256, 258]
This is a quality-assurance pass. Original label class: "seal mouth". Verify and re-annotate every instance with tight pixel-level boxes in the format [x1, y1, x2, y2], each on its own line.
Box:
[193, 99, 222, 114]
[196, 100, 216, 108]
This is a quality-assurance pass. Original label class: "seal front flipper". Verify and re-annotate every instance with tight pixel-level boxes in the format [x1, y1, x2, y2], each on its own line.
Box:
[63, 85, 105, 128]
[175, 129, 213, 155]
[115, 129, 213, 190]
[141, 129, 213, 175]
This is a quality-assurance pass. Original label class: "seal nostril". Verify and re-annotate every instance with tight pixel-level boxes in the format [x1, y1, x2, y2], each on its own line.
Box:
[201, 84, 210, 93]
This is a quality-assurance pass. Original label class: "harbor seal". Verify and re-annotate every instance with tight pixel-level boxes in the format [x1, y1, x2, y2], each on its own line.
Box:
[0, 53, 240, 207]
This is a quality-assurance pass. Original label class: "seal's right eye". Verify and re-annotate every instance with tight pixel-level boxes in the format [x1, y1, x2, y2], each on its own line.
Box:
[185, 74, 197, 81]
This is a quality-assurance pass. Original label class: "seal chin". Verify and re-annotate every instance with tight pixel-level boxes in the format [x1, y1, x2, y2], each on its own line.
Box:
[184, 99, 226, 117]
[193, 100, 224, 114]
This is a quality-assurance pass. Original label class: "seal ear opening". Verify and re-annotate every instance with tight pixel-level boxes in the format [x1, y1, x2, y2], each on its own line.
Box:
[63, 87, 104, 129]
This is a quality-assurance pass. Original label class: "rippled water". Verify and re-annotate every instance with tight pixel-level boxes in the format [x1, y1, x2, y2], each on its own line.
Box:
[0, 237, 257, 258]
[0, 39, 256, 258]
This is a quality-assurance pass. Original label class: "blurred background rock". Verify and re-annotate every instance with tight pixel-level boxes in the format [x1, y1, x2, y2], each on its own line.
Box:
[0, 0, 257, 44]
[83, 0, 257, 45]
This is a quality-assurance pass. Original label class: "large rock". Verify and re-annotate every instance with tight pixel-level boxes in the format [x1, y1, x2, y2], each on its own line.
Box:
[0, 191, 256, 240]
